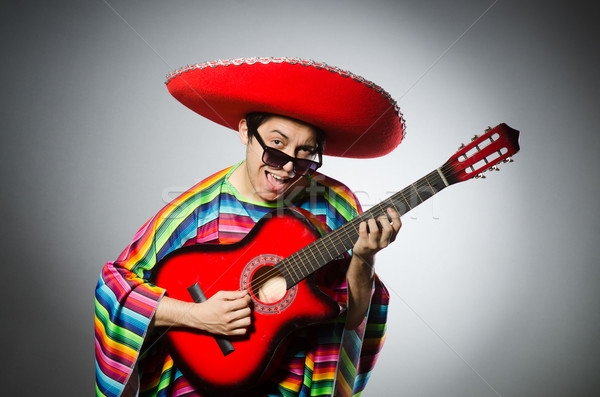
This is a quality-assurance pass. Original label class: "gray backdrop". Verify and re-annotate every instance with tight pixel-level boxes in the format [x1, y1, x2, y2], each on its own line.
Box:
[1, 0, 598, 395]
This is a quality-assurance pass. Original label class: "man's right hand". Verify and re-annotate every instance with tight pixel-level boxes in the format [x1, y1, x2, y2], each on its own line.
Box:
[153, 291, 252, 336]
[192, 290, 252, 335]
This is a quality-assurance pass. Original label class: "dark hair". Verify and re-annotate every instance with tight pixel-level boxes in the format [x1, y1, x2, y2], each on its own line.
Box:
[245, 112, 326, 154]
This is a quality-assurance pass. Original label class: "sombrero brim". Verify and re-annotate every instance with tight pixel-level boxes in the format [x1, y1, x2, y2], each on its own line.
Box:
[165, 57, 405, 158]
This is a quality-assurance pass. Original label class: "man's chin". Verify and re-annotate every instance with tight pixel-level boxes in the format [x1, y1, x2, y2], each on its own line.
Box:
[257, 191, 286, 204]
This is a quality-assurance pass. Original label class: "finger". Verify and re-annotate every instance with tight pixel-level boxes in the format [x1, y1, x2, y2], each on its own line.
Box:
[225, 316, 252, 335]
[212, 290, 245, 301]
[385, 208, 401, 243]
[358, 221, 368, 239]
[367, 218, 380, 243]
[230, 307, 252, 322]
[231, 315, 252, 329]
[385, 206, 399, 217]
[227, 296, 252, 311]
[377, 215, 394, 245]
[227, 326, 250, 336]
[387, 208, 402, 232]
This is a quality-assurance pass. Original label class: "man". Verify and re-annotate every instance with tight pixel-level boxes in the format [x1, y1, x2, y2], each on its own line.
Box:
[95, 57, 406, 397]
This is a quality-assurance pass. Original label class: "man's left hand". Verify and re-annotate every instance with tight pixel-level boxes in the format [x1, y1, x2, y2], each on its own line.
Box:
[352, 207, 402, 266]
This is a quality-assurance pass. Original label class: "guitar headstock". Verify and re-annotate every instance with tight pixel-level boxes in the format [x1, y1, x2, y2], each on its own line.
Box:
[442, 123, 520, 185]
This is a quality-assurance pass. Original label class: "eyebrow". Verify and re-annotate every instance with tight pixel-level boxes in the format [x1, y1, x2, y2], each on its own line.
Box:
[270, 129, 317, 151]
[272, 130, 289, 141]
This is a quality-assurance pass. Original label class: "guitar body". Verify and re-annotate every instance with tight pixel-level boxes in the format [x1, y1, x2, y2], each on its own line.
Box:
[152, 208, 343, 395]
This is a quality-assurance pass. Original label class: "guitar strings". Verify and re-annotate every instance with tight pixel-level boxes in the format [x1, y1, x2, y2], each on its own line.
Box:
[244, 164, 453, 299]
[249, 162, 457, 292]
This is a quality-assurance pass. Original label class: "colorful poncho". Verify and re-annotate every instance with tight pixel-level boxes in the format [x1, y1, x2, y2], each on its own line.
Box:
[95, 163, 389, 397]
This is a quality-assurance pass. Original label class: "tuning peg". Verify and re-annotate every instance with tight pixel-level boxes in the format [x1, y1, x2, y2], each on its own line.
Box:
[458, 143, 465, 150]
[471, 135, 480, 142]
[488, 165, 500, 172]
[475, 173, 486, 179]
[502, 157, 514, 163]
[484, 126, 492, 132]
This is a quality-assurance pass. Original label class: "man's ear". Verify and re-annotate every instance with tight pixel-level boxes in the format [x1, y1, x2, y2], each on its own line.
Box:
[239, 119, 249, 145]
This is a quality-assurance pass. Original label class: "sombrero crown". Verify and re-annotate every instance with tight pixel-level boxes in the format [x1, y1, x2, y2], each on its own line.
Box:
[166, 57, 405, 158]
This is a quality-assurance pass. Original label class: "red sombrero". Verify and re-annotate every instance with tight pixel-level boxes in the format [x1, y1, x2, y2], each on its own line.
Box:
[165, 57, 406, 158]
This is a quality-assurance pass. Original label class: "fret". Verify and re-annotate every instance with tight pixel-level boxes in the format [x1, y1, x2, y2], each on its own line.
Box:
[424, 172, 436, 188]
[305, 246, 319, 273]
[313, 240, 328, 263]
[340, 223, 356, 248]
[277, 258, 292, 287]
[285, 253, 301, 282]
[298, 248, 314, 279]
[315, 244, 331, 263]
[321, 235, 335, 259]
[411, 183, 424, 205]
[295, 252, 307, 279]
[306, 245, 321, 272]
[393, 189, 411, 214]
[371, 202, 384, 218]
[389, 200, 401, 215]
[287, 253, 301, 282]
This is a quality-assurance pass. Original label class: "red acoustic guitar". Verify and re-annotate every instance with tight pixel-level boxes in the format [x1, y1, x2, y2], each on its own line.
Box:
[152, 123, 520, 395]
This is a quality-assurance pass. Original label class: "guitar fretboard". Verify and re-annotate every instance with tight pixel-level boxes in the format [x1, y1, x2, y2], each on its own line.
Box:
[277, 168, 450, 288]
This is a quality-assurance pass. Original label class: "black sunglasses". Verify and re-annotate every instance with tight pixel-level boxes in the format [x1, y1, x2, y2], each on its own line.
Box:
[251, 129, 322, 176]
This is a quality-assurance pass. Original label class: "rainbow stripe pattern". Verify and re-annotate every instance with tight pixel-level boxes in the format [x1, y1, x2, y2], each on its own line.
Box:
[95, 163, 389, 396]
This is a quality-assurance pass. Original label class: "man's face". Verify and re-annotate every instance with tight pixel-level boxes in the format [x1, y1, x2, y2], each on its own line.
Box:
[238, 115, 319, 203]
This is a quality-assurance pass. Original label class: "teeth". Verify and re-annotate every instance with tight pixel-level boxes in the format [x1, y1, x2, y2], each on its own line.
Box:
[269, 173, 287, 182]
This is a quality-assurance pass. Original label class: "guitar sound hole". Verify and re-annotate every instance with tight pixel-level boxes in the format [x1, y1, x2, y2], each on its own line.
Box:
[250, 266, 287, 304]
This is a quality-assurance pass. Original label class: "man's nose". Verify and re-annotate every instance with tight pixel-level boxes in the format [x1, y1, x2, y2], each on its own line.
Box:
[282, 160, 295, 175]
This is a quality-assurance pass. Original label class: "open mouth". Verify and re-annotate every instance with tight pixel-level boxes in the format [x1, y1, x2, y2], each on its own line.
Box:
[266, 171, 291, 190]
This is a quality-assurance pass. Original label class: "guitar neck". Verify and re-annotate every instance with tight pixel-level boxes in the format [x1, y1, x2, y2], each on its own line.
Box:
[278, 167, 450, 288]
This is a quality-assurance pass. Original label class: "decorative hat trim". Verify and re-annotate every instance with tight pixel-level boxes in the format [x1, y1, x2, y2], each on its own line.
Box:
[165, 57, 406, 139]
